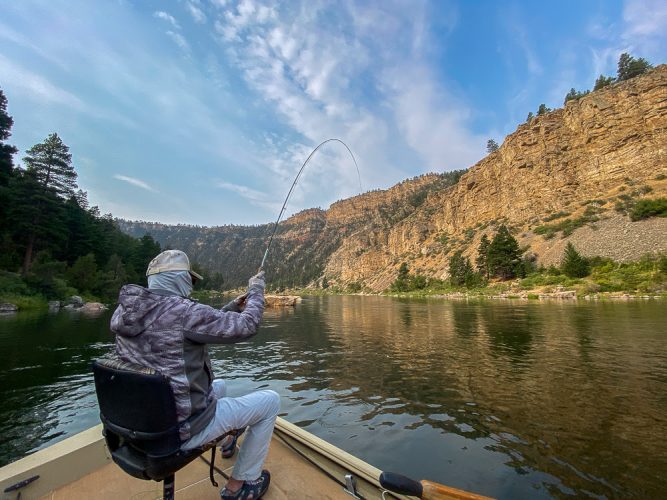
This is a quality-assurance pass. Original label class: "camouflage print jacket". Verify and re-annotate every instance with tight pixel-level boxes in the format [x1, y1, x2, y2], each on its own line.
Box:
[110, 283, 265, 442]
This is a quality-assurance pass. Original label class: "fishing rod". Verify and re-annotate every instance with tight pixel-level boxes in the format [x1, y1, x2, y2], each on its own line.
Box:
[259, 138, 362, 270]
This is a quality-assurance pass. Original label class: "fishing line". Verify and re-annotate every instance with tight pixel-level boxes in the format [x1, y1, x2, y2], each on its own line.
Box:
[260, 138, 362, 270]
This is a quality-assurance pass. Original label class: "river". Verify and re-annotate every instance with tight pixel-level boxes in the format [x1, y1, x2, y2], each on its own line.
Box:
[0, 296, 665, 499]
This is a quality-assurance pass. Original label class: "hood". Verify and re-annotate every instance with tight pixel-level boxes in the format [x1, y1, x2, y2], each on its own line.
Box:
[110, 284, 181, 337]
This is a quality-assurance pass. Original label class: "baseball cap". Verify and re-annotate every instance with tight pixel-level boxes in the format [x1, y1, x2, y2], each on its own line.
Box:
[146, 250, 203, 281]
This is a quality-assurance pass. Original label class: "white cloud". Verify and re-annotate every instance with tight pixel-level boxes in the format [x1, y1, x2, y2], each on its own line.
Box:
[186, 1, 207, 24]
[622, 0, 667, 58]
[166, 30, 190, 52]
[217, 180, 281, 212]
[385, 65, 485, 171]
[154, 11, 181, 30]
[114, 175, 158, 193]
[0, 54, 85, 109]
[217, 181, 266, 201]
[212, 0, 483, 209]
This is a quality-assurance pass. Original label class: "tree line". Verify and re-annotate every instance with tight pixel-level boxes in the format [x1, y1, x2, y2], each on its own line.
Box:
[391, 225, 593, 293]
[0, 87, 162, 304]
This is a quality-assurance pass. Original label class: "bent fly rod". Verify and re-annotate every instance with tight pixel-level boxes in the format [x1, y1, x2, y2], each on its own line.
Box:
[259, 138, 362, 270]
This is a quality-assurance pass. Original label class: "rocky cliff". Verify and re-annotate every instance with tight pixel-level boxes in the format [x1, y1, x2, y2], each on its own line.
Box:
[120, 65, 667, 291]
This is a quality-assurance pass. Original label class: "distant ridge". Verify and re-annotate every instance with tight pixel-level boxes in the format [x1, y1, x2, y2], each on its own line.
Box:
[118, 65, 667, 291]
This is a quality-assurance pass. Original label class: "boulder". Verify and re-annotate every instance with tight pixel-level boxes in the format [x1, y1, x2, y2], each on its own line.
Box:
[265, 295, 301, 308]
[68, 296, 84, 307]
[80, 302, 108, 316]
[48, 301, 61, 311]
[0, 303, 18, 313]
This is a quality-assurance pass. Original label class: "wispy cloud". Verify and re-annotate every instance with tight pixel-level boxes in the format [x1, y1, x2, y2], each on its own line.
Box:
[114, 175, 158, 193]
[154, 11, 181, 30]
[166, 30, 190, 52]
[0, 54, 84, 109]
[622, 0, 667, 58]
[186, 0, 207, 24]
[212, 0, 483, 203]
[217, 180, 281, 212]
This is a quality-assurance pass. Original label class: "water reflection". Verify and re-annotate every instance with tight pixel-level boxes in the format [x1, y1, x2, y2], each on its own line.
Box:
[0, 298, 666, 499]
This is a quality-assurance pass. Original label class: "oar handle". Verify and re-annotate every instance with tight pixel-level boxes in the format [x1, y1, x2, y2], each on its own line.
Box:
[380, 472, 494, 500]
[380, 472, 422, 496]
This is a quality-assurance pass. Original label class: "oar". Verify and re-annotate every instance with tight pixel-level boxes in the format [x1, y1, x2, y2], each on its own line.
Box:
[379, 472, 494, 500]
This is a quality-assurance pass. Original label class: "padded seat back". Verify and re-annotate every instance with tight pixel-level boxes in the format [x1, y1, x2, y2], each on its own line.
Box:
[92, 358, 200, 481]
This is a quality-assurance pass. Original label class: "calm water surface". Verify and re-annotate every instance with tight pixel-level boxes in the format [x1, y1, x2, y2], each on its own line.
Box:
[0, 296, 666, 499]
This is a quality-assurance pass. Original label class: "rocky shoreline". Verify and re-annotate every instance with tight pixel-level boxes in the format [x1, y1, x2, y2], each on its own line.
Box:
[0, 296, 109, 315]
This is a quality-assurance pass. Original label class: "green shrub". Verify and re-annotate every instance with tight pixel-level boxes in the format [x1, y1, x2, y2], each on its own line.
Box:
[542, 211, 570, 222]
[0, 294, 48, 310]
[629, 198, 667, 221]
[0, 271, 30, 295]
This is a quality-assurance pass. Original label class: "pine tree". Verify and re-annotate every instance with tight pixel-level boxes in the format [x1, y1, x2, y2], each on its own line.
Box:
[617, 53, 652, 81]
[23, 133, 77, 198]
[9, 170, 66, 273]
[561, 242, 590, 278]
[0, 89, 18, 238]
[593, 74, 614, 91]
[488, 225, 522, 280]
[526, 112, 534, 122]
[537, 104, 551, 116]
[564, 88, 590, 104]
[0, 88, 17, 187]
[486, 139, 499, 153]
[449, 251, 466, 286]
[476, 234, 490, 279]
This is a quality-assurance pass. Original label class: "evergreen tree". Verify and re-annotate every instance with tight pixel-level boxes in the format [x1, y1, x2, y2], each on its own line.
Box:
[449, 250, 475, 286]
[488, 225, 522, 280]
[130, 234, 161, 284]
[526, 112, 534, 122]
[67, 253, 99, 292]
[8, 170, 66, 273]
[0, 89, 18, 236]
[391, 262, 410, 292]
[617, 53, 652, 81]
[0, 88, 17, 187]
[476, 234, 490, 279]
[561, 242, 590, 278]
[449, 251, 465, 286]
[593, 74, 614, 91]
[23, 133, 77, 198]
[564, 88, 590, 104]
[537, 104, 551, 116]
[486, 139, 499, 153]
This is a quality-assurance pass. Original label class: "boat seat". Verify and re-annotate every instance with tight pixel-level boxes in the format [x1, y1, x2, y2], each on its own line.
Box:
[92, 358, 230, 499]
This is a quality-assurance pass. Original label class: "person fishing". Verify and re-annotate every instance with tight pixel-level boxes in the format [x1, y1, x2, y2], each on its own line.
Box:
[110, 249, 279, 500]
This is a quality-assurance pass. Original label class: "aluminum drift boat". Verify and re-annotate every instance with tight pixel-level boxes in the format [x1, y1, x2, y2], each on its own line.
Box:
[0, 417, 492, 500]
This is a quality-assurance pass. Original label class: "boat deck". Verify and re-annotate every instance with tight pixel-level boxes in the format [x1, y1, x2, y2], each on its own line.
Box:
[40, 434, 347, 499]
[2, 418, 488, 499]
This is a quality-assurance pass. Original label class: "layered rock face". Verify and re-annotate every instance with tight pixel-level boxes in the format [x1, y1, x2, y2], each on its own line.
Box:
[434, 64, 666, 231]
[121, 66, 667, 291]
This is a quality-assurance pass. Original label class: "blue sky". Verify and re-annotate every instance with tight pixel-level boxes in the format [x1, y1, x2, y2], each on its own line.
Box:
[1, 0, 665, 225]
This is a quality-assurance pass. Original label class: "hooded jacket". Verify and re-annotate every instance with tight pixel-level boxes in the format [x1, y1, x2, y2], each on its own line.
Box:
[110, 282, 265, 442]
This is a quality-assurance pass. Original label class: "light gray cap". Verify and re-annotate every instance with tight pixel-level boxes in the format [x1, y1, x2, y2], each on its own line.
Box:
[146, 250, 203, 280]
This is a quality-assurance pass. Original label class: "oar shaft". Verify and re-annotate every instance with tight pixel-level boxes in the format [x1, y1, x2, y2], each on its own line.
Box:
[421, 479, 494, 500]
[380, 472, 494, 500]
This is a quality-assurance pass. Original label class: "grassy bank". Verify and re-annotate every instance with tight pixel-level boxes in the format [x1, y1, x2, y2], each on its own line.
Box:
[0, 293, 49, 310]
[292, 254, 667, 299]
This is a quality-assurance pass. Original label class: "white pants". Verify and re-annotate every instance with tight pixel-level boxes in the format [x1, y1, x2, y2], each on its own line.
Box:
[182, 380, 280, 481]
